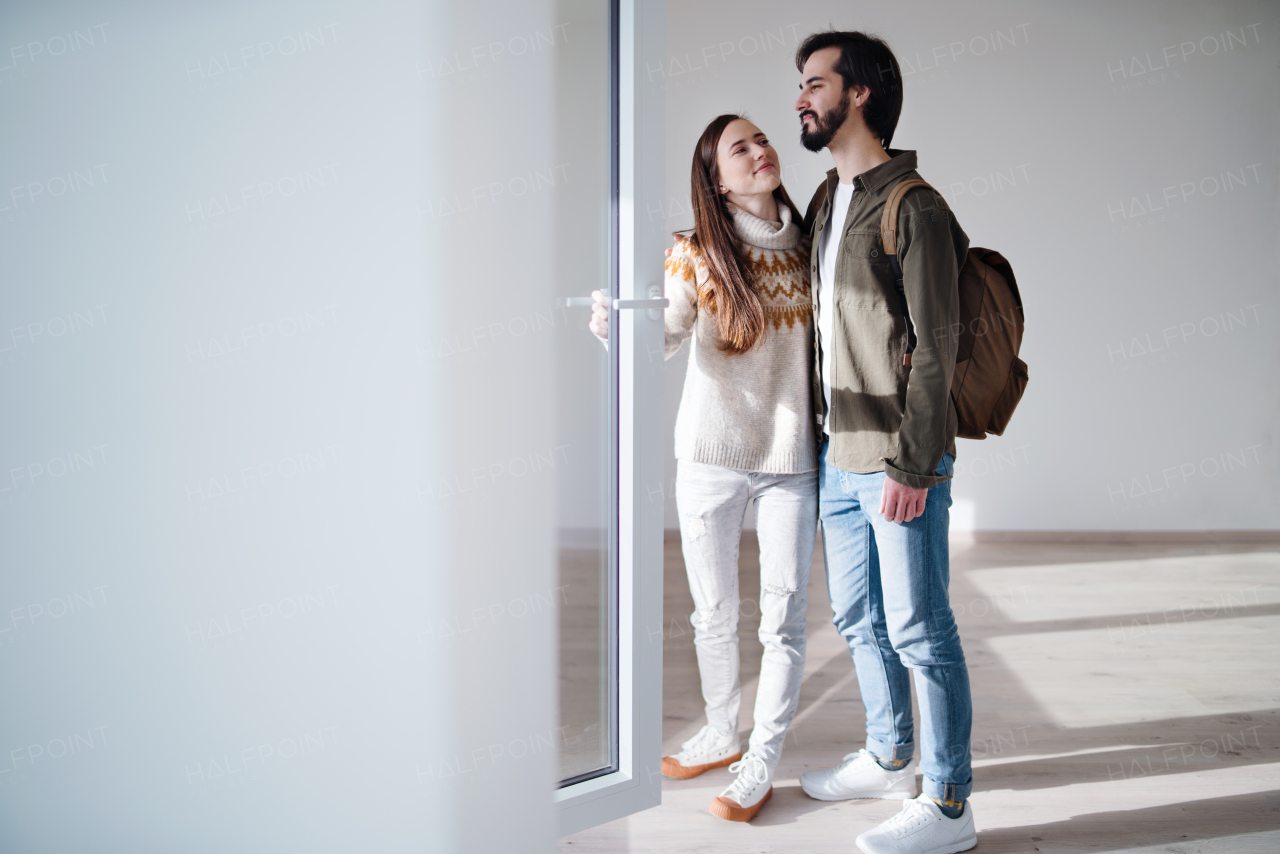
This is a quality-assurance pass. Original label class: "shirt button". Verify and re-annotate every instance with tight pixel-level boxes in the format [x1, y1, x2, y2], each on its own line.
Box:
[811, 265, 817, 273]
[818, 224, 823, 231]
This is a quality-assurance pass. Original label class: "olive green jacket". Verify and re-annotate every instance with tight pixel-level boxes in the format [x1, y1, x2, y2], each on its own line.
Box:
[803, 150, 969, 489]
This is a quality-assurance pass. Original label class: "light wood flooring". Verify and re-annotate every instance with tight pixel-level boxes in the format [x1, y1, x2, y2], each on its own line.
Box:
[560, 534, 1280, 853]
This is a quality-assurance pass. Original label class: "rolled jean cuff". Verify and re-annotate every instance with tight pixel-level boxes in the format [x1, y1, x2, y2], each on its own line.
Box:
[866, 738, 914, 765]
[923, 778, 972, 802]
[883, 457, 951, 489]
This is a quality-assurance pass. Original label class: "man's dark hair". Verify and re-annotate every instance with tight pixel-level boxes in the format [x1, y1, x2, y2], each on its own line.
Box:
[795, 31, 903, 148]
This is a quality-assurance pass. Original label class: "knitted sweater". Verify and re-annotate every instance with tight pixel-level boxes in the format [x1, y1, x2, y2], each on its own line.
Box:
[665, 203, 816, 473]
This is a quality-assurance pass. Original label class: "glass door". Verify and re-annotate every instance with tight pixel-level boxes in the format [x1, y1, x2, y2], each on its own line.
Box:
[554, 0, 617, 787]
[553, 0, 666, 834]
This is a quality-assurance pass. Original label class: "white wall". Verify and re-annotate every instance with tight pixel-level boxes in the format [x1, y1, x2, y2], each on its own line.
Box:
[657, 0, 1279, 531]
[0, 2, 576, 851]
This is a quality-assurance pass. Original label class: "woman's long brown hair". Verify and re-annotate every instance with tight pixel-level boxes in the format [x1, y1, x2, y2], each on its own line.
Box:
[683, 114, 804, 355]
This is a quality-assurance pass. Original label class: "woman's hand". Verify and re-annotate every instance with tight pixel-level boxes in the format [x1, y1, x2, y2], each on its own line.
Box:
[591, 243, 675, 339]
[589, 289, 609, 339]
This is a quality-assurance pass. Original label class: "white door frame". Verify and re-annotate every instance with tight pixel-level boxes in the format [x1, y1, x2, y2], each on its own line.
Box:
[554, 0, 666, 836]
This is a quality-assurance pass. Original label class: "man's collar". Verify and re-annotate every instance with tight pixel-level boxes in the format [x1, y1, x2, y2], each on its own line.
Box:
[825, 149, 918, 194]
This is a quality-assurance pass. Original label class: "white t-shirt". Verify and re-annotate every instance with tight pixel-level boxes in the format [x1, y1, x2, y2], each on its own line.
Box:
[815, 181, 856, 433]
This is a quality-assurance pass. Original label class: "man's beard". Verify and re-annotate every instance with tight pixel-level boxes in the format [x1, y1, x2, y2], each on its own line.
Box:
[799, 88, 851, 152]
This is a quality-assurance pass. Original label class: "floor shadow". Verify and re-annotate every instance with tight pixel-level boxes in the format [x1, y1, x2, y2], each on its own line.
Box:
[972, 712, 1277, 794]
[977, 601, 1280, 639]
[974, 790, 1280, 853]
[748, 783, 842, 826]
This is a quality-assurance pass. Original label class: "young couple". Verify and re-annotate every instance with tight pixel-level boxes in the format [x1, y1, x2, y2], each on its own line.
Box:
[591, 30, 975, 854]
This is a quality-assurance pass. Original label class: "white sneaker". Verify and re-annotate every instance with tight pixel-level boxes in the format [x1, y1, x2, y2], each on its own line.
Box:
[800, 748, 917, 801]
[661, 724, 741, 779]
[709, 752, 774, 822]
[856, 793, 976, 854]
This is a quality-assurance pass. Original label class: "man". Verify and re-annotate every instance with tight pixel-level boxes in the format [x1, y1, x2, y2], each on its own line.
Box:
[792, 31, 977, 854]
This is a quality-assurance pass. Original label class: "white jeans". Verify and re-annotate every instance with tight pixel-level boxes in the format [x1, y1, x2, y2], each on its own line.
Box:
[675, 459, 819, 765]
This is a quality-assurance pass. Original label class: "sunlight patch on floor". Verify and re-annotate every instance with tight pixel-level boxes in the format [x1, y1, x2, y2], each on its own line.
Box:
[962, 551, 1280, 623]
[984, 614, 1280, 727]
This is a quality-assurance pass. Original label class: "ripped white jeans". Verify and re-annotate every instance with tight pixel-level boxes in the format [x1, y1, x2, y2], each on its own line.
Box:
[675, 459, 819, 765]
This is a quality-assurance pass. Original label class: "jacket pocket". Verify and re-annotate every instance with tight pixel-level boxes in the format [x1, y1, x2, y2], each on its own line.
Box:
[838, 232, 896, 310]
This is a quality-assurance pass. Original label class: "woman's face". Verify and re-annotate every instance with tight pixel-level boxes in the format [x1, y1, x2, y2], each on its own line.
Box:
[714, 119, 781, 200]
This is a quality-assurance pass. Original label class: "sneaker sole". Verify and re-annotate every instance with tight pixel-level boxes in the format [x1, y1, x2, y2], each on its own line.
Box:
[661, 751, 742, 780]
[709, 786, 772, 822]
[856, 835, 975, 854]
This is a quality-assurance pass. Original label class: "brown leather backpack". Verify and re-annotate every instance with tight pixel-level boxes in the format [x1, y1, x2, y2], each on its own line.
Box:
[881, 179, 1027, 440]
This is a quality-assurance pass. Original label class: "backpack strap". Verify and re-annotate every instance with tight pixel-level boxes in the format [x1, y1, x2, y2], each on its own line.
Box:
[879, 179, 934, 365]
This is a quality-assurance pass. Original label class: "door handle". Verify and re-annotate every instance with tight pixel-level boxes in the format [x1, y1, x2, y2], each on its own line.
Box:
[615, 287, 667, 321]
[558, 287, 666, 320]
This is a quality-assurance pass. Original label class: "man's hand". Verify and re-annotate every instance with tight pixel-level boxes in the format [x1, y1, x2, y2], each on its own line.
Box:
[879, 478, 928, 524]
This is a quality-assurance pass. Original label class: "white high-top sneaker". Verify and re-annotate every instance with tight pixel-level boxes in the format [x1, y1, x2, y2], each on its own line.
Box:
[661, 724, 741, 779]
[856, 793, 977, 854]
[709, 752, 774, 822]
[800, 748, 917, 800]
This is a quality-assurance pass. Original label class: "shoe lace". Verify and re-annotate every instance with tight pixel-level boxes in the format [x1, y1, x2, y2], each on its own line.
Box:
[883, 798, 933, 838]
[834, 748, 875, 773]
[725, 753, 769, 798]
[677, 725, 719, 758]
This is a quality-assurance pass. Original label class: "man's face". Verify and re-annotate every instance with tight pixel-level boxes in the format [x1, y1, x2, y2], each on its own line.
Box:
[795, 46, 851, 152]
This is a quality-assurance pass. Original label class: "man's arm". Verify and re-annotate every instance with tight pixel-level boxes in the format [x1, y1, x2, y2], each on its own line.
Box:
[884, 195, 968, 491]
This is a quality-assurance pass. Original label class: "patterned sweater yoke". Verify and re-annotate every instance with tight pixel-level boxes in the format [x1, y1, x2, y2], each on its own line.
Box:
[663, 202, 817, 474]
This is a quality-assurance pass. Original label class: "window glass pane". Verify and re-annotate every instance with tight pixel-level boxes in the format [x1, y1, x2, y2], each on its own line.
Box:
[554, 0, 615, 784]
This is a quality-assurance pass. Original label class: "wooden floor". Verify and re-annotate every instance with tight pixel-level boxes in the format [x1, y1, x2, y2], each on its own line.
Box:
[560, 534, 1280, 853]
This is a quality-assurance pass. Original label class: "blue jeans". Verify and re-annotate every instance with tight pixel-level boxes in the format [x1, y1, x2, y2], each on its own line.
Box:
[818, 439, 972, 802]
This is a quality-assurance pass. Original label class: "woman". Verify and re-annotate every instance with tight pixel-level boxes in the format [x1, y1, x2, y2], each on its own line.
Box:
[590, 114, 817, 822]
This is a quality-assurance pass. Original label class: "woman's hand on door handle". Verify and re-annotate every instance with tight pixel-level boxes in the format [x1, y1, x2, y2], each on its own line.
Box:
[589, 289, 610, 340]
